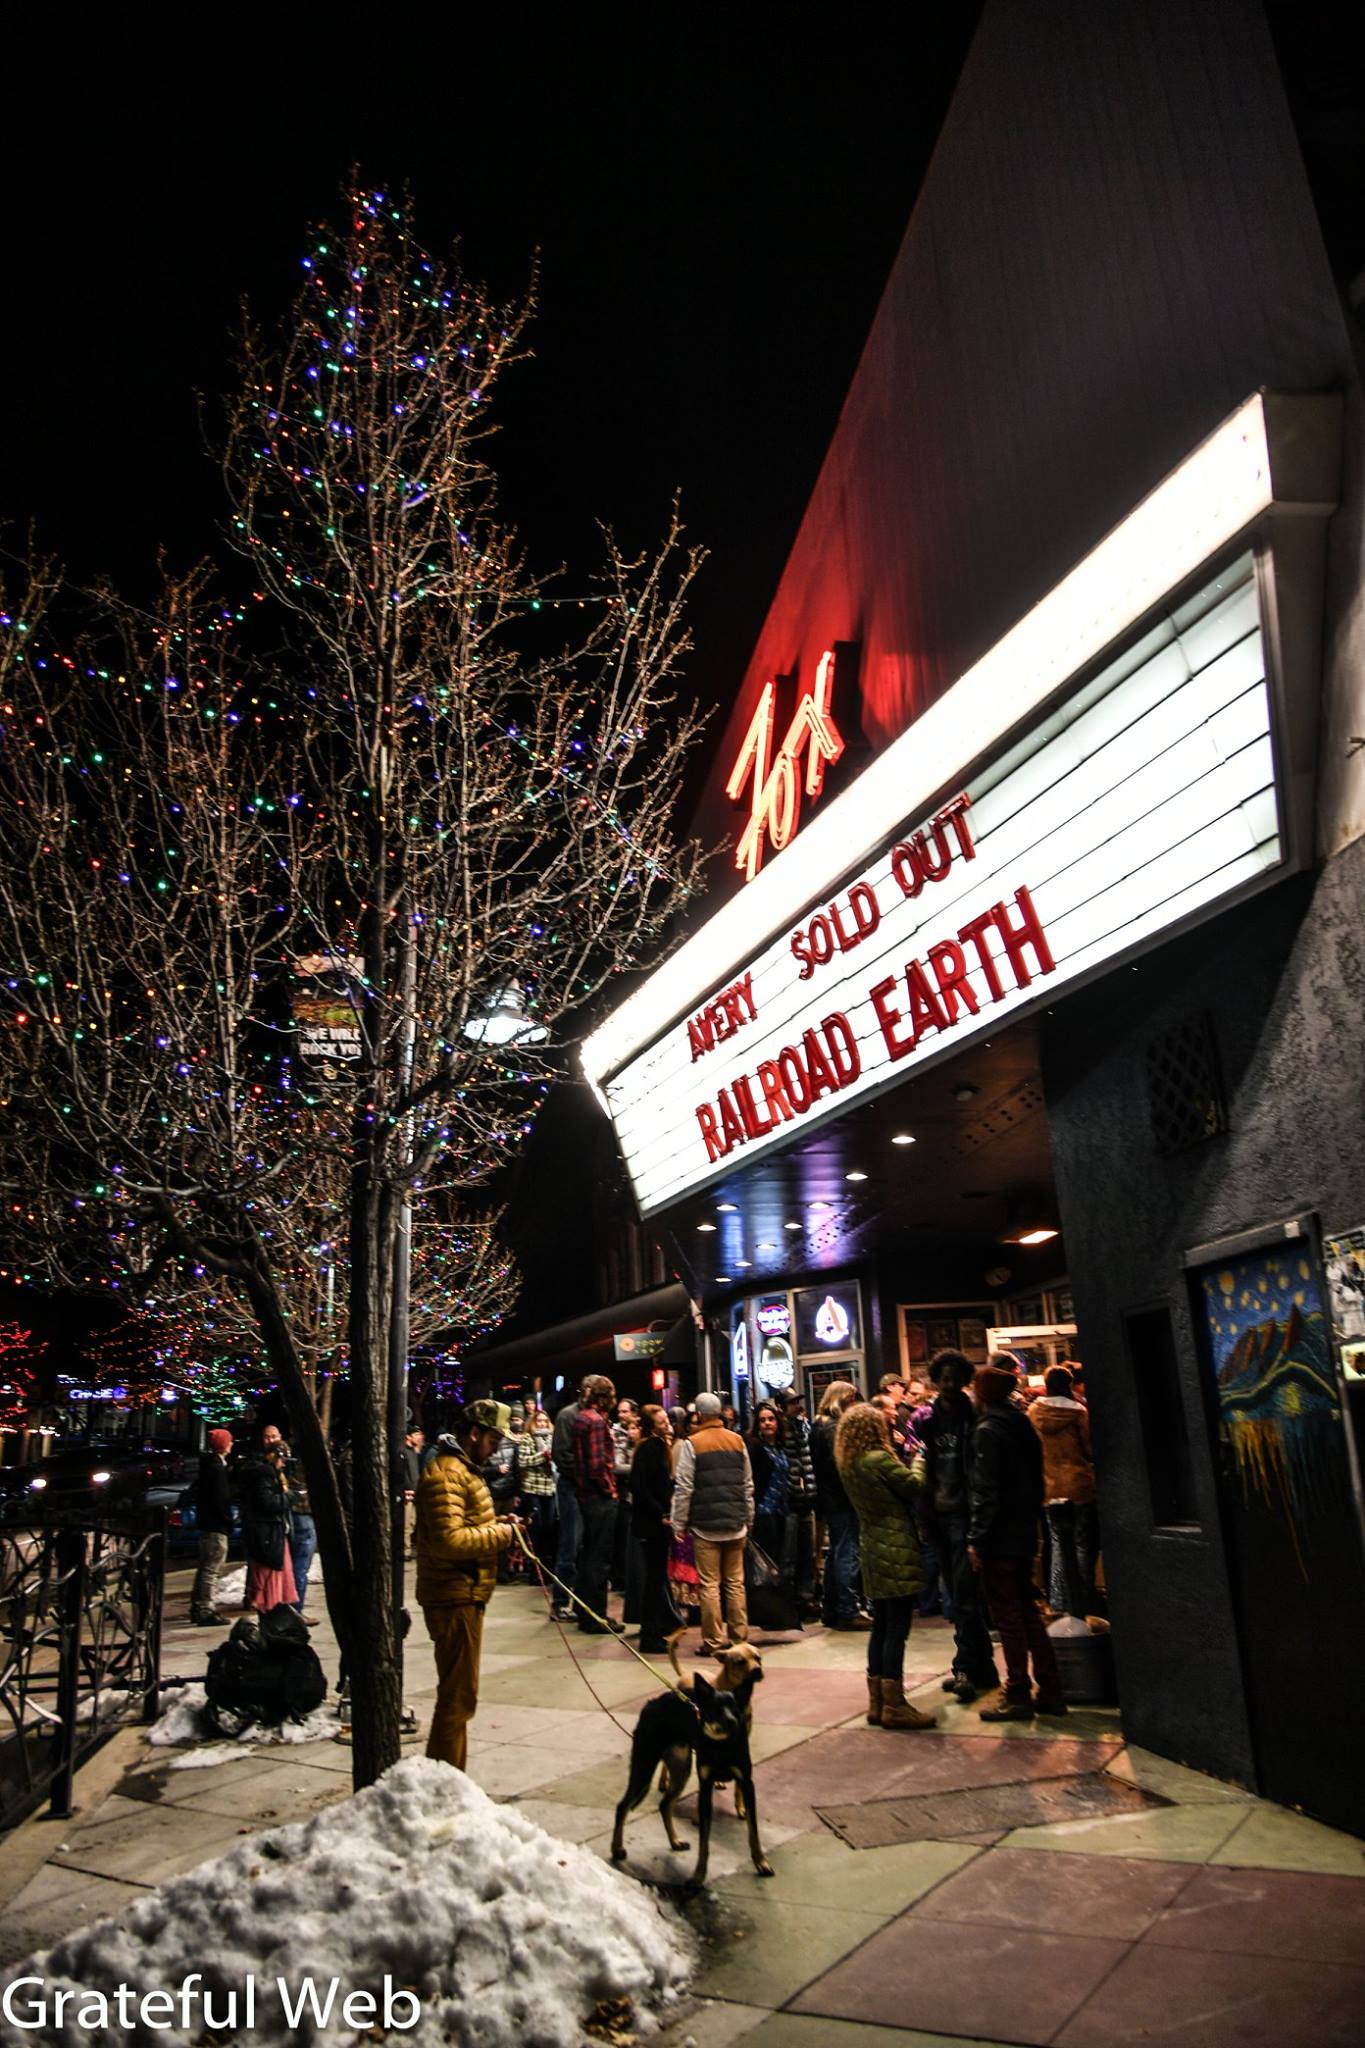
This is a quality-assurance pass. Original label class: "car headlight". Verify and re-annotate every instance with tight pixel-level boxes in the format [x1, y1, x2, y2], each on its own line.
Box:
[91, 1470, 111, 1485]
[28, 1476, 47, 1491]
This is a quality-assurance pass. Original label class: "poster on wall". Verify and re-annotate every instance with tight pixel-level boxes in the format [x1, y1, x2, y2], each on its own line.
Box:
[1194, 1242, 1342, 1578]
[957, 1317, 991, 1364]
[1324, 1225, 1365, 1379]
[804, 1363, 862, 1414]
[899, 1303, 996, 1376]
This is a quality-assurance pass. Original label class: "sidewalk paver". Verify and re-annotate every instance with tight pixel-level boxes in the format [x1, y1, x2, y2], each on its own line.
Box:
[1, 1566, 1361, 2048]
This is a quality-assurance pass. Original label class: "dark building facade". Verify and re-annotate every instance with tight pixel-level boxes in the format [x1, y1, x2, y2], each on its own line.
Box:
[582, 1, 1365, 1834]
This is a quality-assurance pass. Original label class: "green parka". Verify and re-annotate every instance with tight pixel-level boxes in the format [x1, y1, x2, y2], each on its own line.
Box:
[842, 1447, 926, 1602]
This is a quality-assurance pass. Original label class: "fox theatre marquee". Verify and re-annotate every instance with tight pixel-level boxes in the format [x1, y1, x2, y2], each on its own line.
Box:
[582, 394, 1339, 1220]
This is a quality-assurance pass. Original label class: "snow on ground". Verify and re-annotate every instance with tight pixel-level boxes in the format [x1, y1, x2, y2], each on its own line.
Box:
[1, 1757, 695, 2047]
[148, 1681, 340, 1751]
[215, 1564, 247, 1606]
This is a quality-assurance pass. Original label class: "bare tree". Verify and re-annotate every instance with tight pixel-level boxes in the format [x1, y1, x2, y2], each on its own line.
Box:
[0, 182, 705, 1784]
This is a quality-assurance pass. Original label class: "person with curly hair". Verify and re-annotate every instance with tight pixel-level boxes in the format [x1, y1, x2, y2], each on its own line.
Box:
[836, 1402, 936, 1730]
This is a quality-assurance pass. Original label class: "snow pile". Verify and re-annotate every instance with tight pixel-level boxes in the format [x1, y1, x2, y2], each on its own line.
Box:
[216, 1564, 247, 1605]
[3, 1757, 695, 2047]
[148, 1681, 340, 1750]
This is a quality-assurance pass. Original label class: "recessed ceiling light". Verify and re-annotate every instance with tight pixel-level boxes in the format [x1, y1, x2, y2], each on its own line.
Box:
[735, 1258, 751, 1268]
[757, 1241, 776, 1251]
[716, 1202, 738, 1213]
[953, 1083, 979, 1103]
[1015, 1227, 1059, 1246]
[696, 1221, 716, 1233]
[784, 1221, 802, 1232]
[715, 1274, 731, 1284]
[810, 1201, 831, 1213]
[845, 1170, 867, 1182]
[891, 1133, 916, 1147]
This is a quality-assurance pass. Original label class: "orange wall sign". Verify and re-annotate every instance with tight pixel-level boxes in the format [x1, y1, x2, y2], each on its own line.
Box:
[725, 649, 845, 881]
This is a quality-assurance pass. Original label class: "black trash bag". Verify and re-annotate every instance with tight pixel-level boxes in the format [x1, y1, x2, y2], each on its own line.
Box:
[204, 1606, 325, 1736]
[744, 1537, 802, 1633]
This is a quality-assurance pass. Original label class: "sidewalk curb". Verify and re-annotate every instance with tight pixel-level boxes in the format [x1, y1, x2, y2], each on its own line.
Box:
[0, 1723, 149, 1915]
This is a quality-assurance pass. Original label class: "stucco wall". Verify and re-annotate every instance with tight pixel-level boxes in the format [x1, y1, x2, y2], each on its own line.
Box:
[1042, 834, 1365, 1812]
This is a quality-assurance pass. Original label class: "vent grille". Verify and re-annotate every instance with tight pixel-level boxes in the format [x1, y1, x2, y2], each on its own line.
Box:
[955, 1076, 1046, 1152]
[1146, 1013, 1226, 1156]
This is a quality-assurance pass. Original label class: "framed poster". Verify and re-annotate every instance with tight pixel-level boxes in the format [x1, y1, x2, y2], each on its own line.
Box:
[1323, 1225, 1365, 1351]
[803, 1362, 863, 1413]
[898, 1302, 997, 1377]
[957, 1317, 991, 1364]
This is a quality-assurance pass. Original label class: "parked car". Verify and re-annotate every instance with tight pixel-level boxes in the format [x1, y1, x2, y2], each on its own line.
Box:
[165, 1493, 244, 1560]
[0, 1440, 196, 1518]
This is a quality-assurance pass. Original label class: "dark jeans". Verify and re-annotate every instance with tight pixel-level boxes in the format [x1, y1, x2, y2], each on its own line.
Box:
[290, 1513, 317, 1611]
[917, 1526, 944, 1614]
[980, 1553, 1063, 1701]
[636, 1526, 681, 1646]
[553, 1473, 581, 1600]
[1046, 1499, 1101, 1616]
[794, 1508, 818, 1604]
[867, 1594, 916, 1682]
[938, 1513, 998, 1687]
[821, 1508, 861, 1625]
[575, 1494, 617, 1629]
[526, 1492, 557, 1565]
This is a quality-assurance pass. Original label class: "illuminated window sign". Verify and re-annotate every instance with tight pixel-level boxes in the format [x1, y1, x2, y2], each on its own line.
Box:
[599, 553, 1279, 1216]
[755, 1295, 792, 1338]
[758, 1336, 796, 1391]
[797, 1286, 861, 1356]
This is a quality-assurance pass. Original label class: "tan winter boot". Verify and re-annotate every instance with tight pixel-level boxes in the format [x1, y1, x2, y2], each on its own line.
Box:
[866, 1674, 884, 1726]
[879, 1679, 937, 1729]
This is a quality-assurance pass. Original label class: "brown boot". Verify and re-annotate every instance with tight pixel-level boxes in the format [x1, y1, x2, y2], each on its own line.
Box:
[978, 1689, 1035, 1722]
[879, 1678, 937, 1729]
[866, 1674, 884, 1726]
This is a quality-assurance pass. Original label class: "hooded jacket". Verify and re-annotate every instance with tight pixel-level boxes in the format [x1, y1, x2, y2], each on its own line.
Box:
[1030, 1396, 1097, 1506]
[968, 1402, 1045, 1558]
[841, 1447, 926, 1601]
[415, 1437, 511, 1608]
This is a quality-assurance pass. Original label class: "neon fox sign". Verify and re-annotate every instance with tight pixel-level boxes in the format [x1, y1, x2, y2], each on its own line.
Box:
[725, 648, 846, 881]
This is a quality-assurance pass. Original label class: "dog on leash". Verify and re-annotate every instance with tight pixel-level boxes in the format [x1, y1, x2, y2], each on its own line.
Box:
[610, 1661, 772, 1887]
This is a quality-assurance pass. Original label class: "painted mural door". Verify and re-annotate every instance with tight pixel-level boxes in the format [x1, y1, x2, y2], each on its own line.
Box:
[1193, 1240, 1365, 1835]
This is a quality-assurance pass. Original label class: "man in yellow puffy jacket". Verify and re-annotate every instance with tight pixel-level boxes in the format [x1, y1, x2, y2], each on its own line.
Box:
[415, 1399, 516, 1770]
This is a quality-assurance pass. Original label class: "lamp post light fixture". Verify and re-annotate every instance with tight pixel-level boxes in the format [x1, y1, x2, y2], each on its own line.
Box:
[460, 982, 549, 1046]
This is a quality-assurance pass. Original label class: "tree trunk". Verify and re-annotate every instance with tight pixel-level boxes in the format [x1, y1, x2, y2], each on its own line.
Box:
[346, 1136, 402, 1789]
[242, 1261, 355, 1665]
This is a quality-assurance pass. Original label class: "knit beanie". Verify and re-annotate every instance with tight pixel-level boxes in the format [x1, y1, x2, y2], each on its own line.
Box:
[208, 1428, 233, 1455]
[973, 1361, 1020, 1408]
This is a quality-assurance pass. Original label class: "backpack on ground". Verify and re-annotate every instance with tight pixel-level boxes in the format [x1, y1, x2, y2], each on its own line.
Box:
[203, 1605, 326, 1735]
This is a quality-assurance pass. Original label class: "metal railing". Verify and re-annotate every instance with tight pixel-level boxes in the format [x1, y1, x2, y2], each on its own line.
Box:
[0, 1505, 165, 1828]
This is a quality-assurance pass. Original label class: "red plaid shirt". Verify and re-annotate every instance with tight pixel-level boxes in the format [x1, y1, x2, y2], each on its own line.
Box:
[573, 1406, 617, 1501]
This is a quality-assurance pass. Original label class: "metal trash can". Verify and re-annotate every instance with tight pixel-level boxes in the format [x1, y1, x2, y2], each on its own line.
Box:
[1047, 1622, 1116, 1704]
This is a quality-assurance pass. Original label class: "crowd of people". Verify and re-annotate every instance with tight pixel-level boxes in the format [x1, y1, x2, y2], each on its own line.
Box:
[405, 1350, 1102, 1768]
[187, 1421, 317, 1629]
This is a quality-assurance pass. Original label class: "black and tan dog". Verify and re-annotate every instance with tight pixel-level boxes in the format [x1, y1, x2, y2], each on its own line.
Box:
[610, 1664, 772, 1887]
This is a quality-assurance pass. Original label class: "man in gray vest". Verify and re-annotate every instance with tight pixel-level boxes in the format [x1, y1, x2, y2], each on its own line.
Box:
[671, 1391, 754, 1653]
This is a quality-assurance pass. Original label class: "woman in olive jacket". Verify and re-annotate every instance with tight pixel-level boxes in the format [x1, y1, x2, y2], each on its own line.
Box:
[835, 1402, 936, 1730]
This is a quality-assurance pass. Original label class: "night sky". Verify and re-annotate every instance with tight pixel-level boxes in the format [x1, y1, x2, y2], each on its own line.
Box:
[0, 7, 978, 727]
[3, 6, 1357, 1346]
